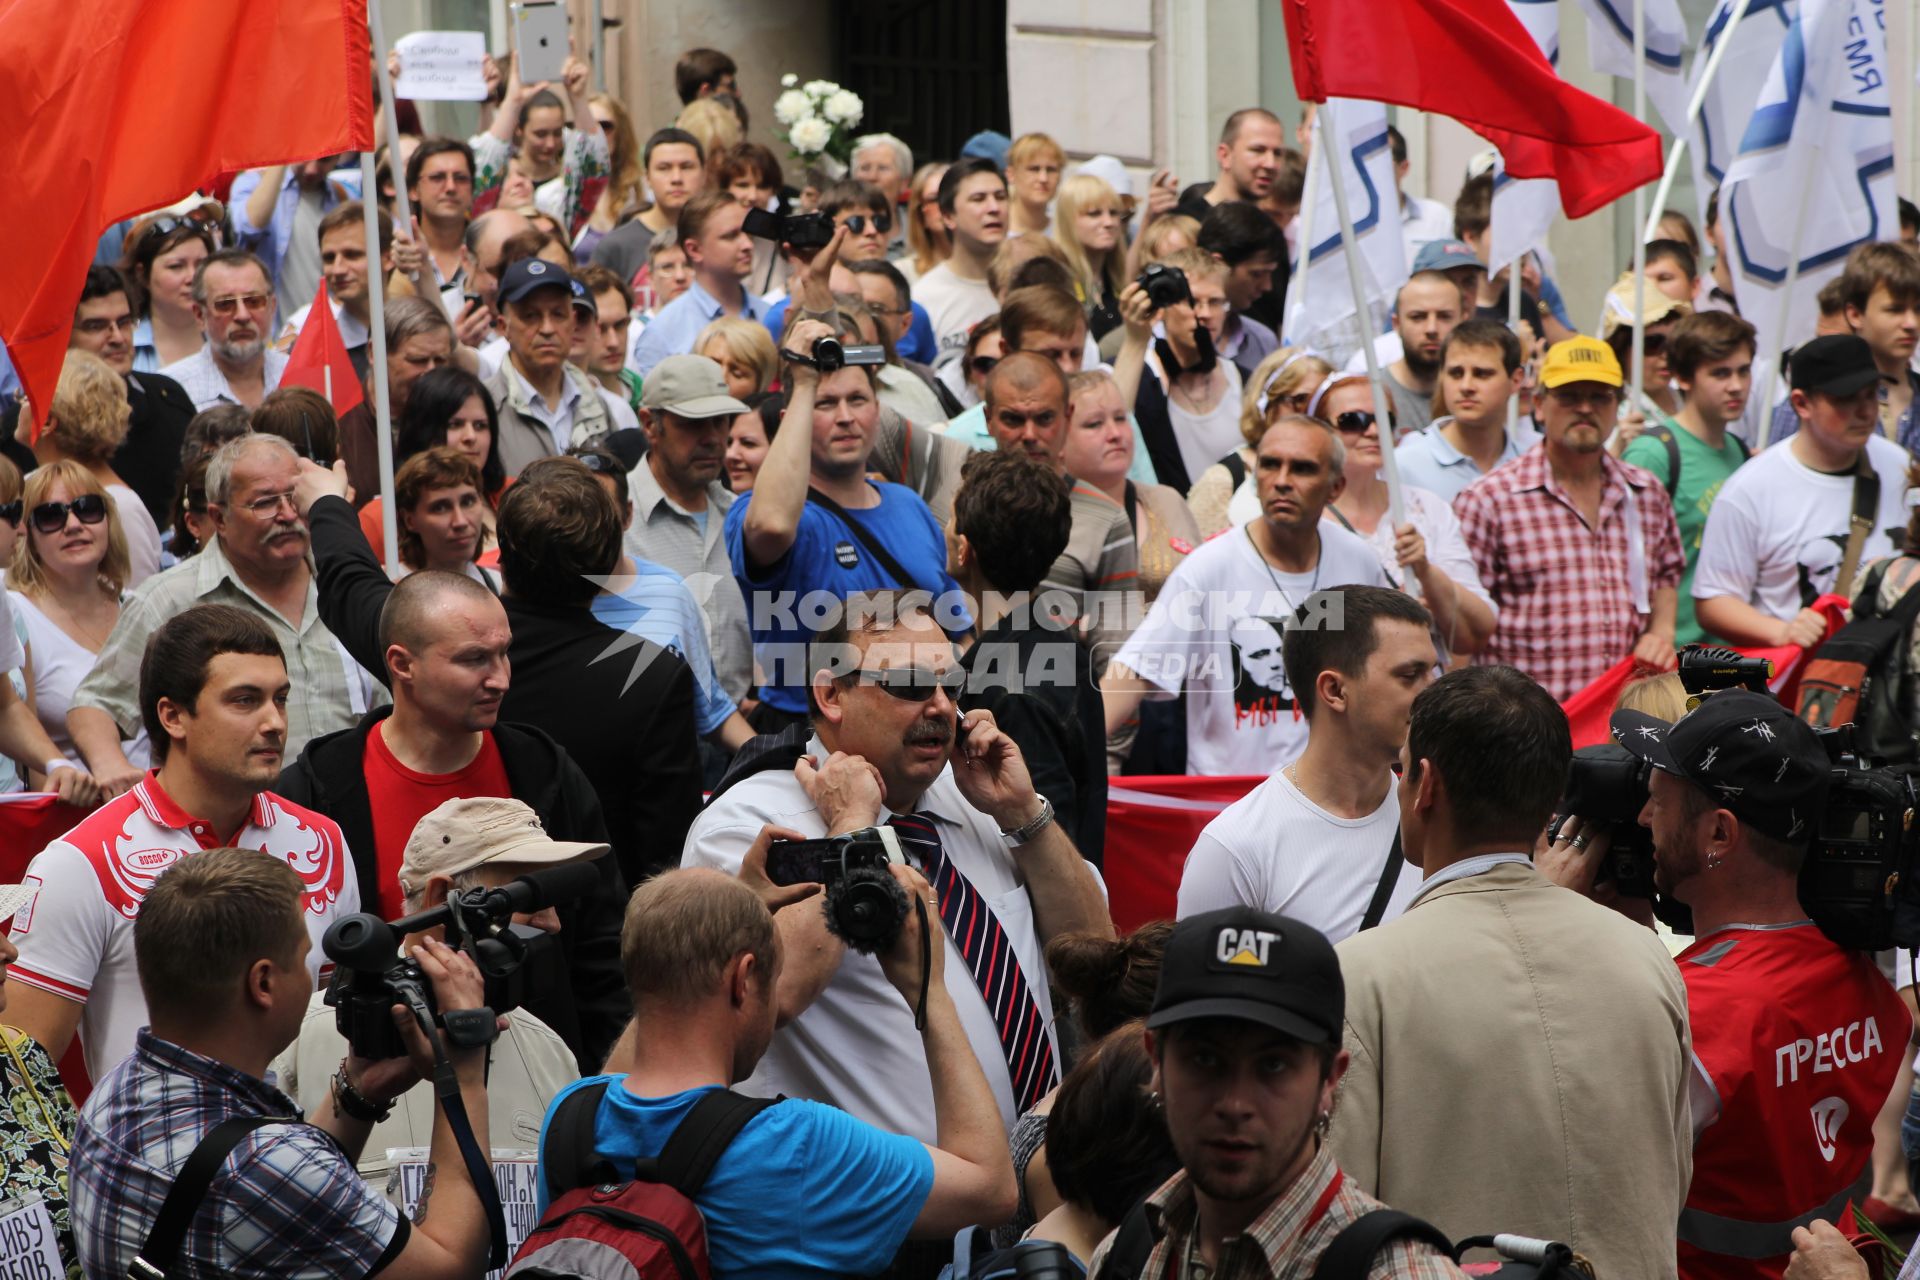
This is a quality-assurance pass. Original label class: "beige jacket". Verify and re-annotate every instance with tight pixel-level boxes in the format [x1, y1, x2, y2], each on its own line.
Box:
[1330, 859, 1692, 1280]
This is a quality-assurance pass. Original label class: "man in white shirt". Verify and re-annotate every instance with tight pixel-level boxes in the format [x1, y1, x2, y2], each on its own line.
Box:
[914, 159, 1008, 368]
[160, 250, 289, 411]
[1177, 585, 1435, 941]
[1395, 320, 1538, 503]
[1694, 334, 1911, 648]
[1102, 414, 1390, 776]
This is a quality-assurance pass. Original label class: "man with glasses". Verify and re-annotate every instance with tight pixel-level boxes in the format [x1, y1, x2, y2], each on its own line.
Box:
[404, 138, 479, 294]
[69, 434, 385, 797]
[159, 249, 288, 412]
[1454, 336, 1684, 701]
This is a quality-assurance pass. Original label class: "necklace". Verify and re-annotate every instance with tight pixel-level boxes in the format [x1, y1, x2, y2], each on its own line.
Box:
[1245, 522, 1322, 616]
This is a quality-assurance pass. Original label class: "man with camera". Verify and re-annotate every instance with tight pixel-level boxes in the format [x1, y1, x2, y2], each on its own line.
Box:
[1550, 690, 1907, 1278]
[1329, 666, 1692, 1279]
[272, 796, 600, 1185]
[69, 846, 494, 1280]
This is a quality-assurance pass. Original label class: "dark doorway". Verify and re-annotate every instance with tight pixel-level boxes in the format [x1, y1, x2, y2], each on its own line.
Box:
[837, 0, 1009, 163]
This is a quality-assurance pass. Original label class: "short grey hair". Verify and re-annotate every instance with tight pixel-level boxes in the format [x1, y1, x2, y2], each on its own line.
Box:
[400, 867, 483, 913]
[1260, 412, 1346, 481]
[384, 294, 453, 350]
[853, 133, 913, 179]
[206, 433, 299, 505]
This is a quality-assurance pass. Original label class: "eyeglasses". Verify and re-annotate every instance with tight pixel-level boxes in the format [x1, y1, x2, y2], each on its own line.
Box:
[847, 666, 967, 702]
[842, 212, 893, 236]
[1547, 386, 1620, 410]
[572, 450, 621, 476]
[29, 494, 109, 535]
[208, 293, 272, 316]
[969, 355, 1000, 378]
[0, 501, 20, 526]
[75, 315, 138, 336]
[235, 490, 299, 519]
[1333, 410, 1392, 435]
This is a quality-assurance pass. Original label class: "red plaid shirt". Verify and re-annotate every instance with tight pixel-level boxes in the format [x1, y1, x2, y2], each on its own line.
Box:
[1453, 447, 1683, 701]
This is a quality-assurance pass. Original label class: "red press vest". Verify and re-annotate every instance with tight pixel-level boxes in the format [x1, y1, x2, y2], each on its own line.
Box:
[1677, 923, 1907, 1280]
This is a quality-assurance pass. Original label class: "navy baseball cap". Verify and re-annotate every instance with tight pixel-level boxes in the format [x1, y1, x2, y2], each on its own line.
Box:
[497, 258, 593, 316]
[1411, 238, 1484, 275]
[1147, 908, 1343, 1044]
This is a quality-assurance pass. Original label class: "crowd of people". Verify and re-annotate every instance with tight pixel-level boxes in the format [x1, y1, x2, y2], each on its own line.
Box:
[3, 30, 1920, 1280]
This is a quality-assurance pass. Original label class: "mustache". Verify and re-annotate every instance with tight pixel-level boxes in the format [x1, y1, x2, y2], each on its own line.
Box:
[904, 720, 953, 749]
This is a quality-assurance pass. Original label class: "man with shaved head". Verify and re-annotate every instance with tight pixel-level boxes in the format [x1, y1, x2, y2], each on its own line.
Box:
[276, 567, 631, 1067]
[981, 351, 1140, 667]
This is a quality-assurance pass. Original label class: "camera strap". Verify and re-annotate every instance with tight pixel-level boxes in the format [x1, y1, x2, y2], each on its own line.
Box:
[1836, 456, 1882, 602]
[807, 486, 926, 594]
[1359, 832, 1404, 933]
[402, 989, 509, 1269]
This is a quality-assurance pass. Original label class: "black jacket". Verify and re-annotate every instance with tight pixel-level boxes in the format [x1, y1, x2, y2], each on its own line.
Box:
[306, 493, 704, 887]
[1, 371, 194, 528]
[276, 706, 631, 1070]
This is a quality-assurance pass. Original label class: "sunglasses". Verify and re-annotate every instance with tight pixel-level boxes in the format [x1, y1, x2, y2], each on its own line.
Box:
[572, 450, 621, 476]
[847, 666, 968, 701]
[0, 501, 19, 526]
[208, 293, 272, 317]
[1334, 410, 1392, 435]
[30, 494, 109, 535]
[842, 212, 893, 236]
[969, 355, 1000, 378]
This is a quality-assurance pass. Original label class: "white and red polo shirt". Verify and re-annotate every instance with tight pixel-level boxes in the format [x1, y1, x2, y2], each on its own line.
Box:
[7, 774, 358, 1082]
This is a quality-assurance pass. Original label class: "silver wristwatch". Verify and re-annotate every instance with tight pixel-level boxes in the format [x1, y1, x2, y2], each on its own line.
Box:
[999, 795, 1056, 847]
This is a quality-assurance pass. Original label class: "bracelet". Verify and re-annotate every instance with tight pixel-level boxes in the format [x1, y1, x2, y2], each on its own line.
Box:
[999, 795, 1056, 848]
[331, 1062, 395, 1123]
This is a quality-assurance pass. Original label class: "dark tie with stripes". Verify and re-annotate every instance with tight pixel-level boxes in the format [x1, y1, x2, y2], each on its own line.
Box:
[888, 811, 1059, 1112]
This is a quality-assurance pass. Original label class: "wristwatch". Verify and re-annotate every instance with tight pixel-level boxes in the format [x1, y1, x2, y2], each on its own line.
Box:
[999, 796, 1056, 848]
[331, 1062, 395, 1123]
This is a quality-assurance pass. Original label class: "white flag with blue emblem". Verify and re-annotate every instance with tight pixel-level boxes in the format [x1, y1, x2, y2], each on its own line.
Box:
[1687, 0, 1795, 229]
[1578, 0, 1693, 136]
[1281, 99, 1406, 367]
[1489, 0, 1564, 275]
[1720, 0, 1894, 370]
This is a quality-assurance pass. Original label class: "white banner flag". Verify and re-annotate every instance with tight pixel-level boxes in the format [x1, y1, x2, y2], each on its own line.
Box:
[1580, 0, 1694, 136]
[1281, 100, 1407, 367]
[1688, 0, 1794, 228]
[1507, 0, 1562, 66]
[1722, 0, 1895, 372]
[1489, 0, 1563, 276]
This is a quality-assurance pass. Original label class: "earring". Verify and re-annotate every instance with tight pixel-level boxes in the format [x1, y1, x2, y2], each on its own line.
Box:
[1314, 1111, 1331, 1138]
[1706, 849, 1723, 870]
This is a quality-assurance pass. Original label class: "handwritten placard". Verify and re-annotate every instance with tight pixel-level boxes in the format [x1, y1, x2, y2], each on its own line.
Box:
[393, 31, 489, 102]
[387, 1150, 540, 1279]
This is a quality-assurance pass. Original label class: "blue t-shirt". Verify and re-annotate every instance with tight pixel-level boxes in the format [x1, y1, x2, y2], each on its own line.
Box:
[537, 1078, 934, 1279]
[589, 558, 737, 735]
[763, 297, 936, 365]
[724, 481, 970, 713]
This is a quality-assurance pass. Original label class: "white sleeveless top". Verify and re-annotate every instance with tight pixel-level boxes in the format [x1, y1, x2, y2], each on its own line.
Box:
[10, 590, 151, 768]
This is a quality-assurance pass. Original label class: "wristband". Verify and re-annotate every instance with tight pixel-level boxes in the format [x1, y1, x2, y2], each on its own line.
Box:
[43, 758, 75, 776]
[331, 1062, 395, 1123]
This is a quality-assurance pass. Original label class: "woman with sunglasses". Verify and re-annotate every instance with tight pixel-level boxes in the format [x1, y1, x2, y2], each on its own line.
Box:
[1311, 374, 1495, 660]
[8, 460, 149, 773]
[1188, 346, 1333, 539]
[1601, 279, 1689, 459]
[120, 216, 216, 372]
[359, 367, 507, 567]
[26, 351, 163, 587]
[576, 92, 645, 263]
[938, 314, 1005, 413]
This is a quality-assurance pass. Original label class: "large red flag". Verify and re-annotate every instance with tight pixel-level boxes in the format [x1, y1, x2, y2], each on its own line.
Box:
[0, 0, 372, 434]
[281, 281, 365, 418]
[1281, 0, 1662, 219]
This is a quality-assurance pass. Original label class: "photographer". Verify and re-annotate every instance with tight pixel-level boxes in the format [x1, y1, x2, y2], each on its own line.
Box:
[271, 796, 602, 1184]
[69, 847, 493, 1280]
[1552, 690, 1907, 1278]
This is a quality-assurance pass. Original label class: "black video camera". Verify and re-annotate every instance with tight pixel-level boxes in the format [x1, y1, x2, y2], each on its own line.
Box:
[321, 861, 598, 1059]
[1799, 726, 1920, 951]
[788, 335, 887, 375]
[766, 826, 910, 953]
[743, 207, 836, 252]
[1136, 263, 1191, 310]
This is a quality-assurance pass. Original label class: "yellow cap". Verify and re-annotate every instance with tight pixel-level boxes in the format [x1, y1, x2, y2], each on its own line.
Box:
[1539, 336, 1624, 390]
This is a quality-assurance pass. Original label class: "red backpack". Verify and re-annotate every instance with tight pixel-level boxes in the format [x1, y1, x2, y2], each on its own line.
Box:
[507, 1085, 778, 1279]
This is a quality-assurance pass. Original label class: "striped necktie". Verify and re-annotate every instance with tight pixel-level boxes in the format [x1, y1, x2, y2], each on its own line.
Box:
[889, 811, 1058, 1112]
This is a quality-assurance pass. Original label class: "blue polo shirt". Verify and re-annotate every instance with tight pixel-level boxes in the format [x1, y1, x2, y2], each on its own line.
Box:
[590, 558, 738, 735]
[537, 1079, 933, 1279]
[1393, 416, 1542, 504]
[724, 481, 968, 713]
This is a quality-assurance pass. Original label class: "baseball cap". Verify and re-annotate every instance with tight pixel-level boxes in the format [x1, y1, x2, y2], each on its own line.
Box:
[398, 797, 609, 901]
[496, 258, 578, 309]
[960, 131, 1013, 169]
[1146, 908, 1344, 1044]
[1610, 690, 1832, 845]
[1600, 272, 1692, 339]
[1411, 239, 1483, 276]
[1074, 155, 1135, 200]
[1539, 335, 1625, 390]
[1789, 334, 1883, 398]
[641, 354, 751, 419]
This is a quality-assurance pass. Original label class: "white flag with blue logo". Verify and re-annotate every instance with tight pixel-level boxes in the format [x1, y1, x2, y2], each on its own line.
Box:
[1281, 99, 1407, 367]
[1489, 0, 1563, 275]
[1579, 0, 1693, 136]
[1688, 0, 1795, 229]
[1721, 0, 1894, 371]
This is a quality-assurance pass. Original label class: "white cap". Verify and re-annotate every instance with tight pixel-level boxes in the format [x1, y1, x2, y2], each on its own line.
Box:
[1074, 155, 1135, 199]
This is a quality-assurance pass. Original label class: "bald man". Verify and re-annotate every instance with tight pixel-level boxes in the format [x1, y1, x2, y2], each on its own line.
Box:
[275, 569, 631, 1068]
[979, 352, 1141, 670]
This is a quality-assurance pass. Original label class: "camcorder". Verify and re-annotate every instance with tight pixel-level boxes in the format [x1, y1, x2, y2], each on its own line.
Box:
[743, 207, 836, 252]
[766, 827, 910, 952]
[321, 861, 598, 1059]
[1553, 645, 1920, 950]
[1136, 262, 1191, 310]
[788, 334, 887, 375]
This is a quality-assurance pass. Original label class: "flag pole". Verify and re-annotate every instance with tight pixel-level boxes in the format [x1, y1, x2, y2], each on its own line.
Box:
[1507, 244, 1522, 431]
[1630, 0, 1649, 416]
[1642, 0, 1752, 243]
[368, 0, 423, 292]
[1282, 113, 1324, 342]
[361, 154, 400, 567]
[1753, 177, 1815, 452]
[1318, 98, 1406, 527]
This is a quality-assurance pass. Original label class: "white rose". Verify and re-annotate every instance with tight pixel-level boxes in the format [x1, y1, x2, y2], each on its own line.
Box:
[822, 89, 863, 127]
[802, 79, 836, 99]
[773, 89, 812, 127]
[781, 72, 798, 87]
[790, 116, 833, 155]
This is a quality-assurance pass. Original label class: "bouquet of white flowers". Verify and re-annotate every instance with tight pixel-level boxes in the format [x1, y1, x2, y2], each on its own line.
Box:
[773, 73, 864, 174]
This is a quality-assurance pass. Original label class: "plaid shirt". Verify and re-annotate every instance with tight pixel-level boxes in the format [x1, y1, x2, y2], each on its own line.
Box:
[1453, 447, 1684, 701]
[70, 1030, 405, 1280]
[1087, 1146, 1465, 1279]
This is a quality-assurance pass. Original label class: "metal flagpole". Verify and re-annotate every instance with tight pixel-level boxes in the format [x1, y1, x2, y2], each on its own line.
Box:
[367, 0, 422, 291]
[1508, 246, 1523, 431]
[362, 163, 399, 567]
[1642, 0, 1752, 243]
[1318, 99, 1406, 527]
[592, 0, 606, 92]
[1630, 0, 1650, 416]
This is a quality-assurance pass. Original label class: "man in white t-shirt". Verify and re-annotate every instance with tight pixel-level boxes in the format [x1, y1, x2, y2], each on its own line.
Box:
[1176, 586, 1436, 941]
[913, 159, 1008, 369]
[1694, 334, 1911, 648]
[6, 604, 359, 1082]
[1103, 415, 1391, 775]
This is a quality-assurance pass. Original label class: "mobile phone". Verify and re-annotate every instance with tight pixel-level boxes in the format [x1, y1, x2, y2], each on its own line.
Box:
[510, 1, 568, 86]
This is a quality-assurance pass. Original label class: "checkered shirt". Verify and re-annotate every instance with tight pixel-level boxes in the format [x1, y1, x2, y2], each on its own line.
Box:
[70, 1030, 405, 1280]
[1453, 447, 1684, 702]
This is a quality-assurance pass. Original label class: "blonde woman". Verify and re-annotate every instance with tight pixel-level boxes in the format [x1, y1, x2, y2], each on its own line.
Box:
[1185, 346, 1333, 538]
[1007, 133, 1065, 235]
[23, 350, 162, 586]
[696, 317, 779, 401]
[1063, 370, 1197, 602]
[1054, 174, 1129, 342]
[677, 98, 743, 185]
[578, 92, 646, 261]
[901, 162, 951, 284]
[8, 460, 145, 770]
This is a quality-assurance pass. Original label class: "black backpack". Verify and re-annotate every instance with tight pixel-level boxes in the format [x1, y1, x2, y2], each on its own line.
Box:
[1644, 423, 1750, 498]
[1795, 556, 1920, 767]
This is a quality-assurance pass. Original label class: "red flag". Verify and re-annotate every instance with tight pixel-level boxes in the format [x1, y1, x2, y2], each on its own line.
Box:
[281, 281, 365, 418]
[1281, 0, 1662, 219]
[0, 0, 372, 435]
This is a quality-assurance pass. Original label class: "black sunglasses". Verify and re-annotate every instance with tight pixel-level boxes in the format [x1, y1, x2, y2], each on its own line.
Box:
[969, 355, 1000, 378]
[0, 501, 19, 526]
[843, 212, 893, 236]
[847, 666, 967, 702]
[1334, 410, 1394, 435]
[31, 494, 109, 535]
[572, 450, 621, 476]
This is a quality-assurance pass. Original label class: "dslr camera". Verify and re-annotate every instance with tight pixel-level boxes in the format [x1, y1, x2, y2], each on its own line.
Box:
[321, 861, 597, 1059]
[766, 826, 910, 952]
[1136, 263, 1191, 310]
[743, 207, 835, 253]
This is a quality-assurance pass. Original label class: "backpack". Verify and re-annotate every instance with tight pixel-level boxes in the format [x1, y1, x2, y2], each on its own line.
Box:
[506, 1085, 778, 1279]
[1644, 423, 1750, 499]
[1795, 557, 1920, 767]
